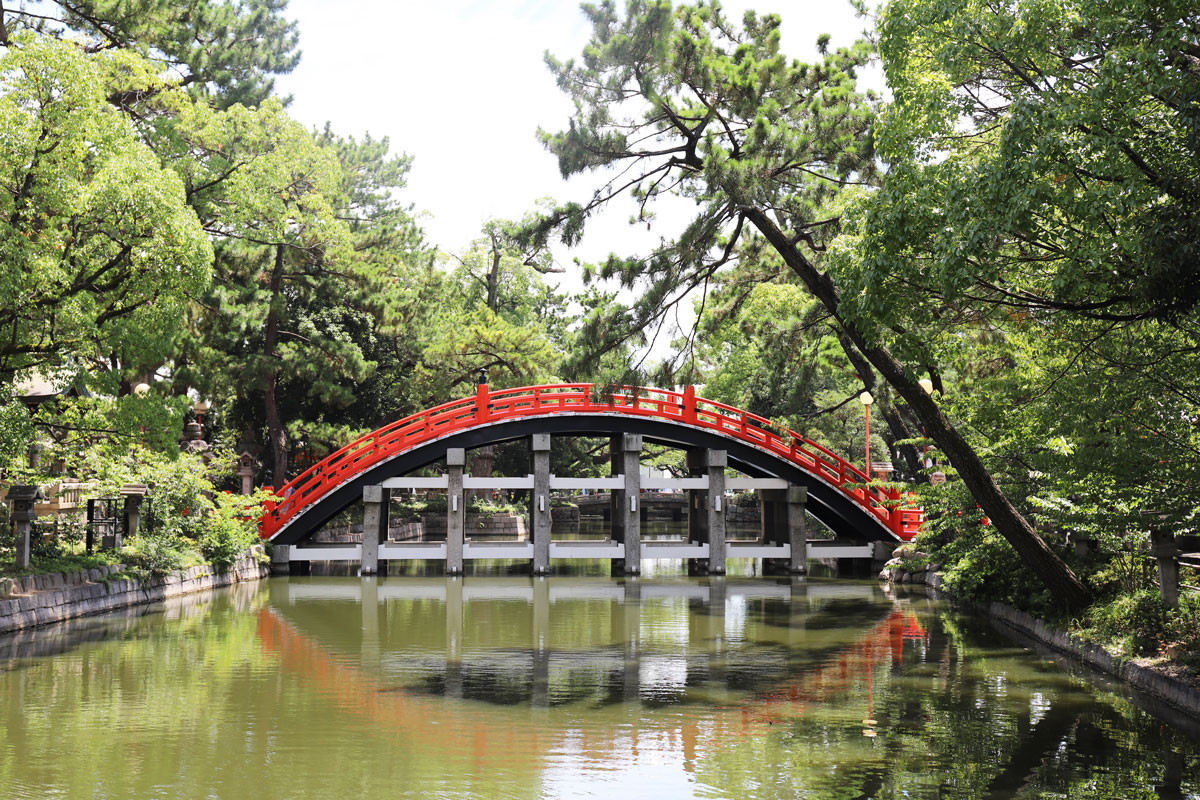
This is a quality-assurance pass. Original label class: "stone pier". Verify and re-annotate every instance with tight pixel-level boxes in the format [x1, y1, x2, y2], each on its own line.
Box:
[687, 449, 727, 575]
[610, 434, 643, 575]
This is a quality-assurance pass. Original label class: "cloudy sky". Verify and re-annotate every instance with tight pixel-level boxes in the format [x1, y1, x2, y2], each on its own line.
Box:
[275, 0, 875, 269]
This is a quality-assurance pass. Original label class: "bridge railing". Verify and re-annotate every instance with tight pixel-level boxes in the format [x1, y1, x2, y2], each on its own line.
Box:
[262, 384, 923, 540]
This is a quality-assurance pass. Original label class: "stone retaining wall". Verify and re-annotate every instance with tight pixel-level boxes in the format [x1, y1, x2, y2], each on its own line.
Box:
[551, 506, 579, 523]
[880, 547, 1200, 717]
[0, 547, 270, 635]
[984, 600, 1200, 717]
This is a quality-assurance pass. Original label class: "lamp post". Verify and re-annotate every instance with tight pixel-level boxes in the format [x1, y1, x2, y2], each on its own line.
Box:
[133, 383, 150, 435]
[858, 391, 874, 475]
[193, 399, 210, 441]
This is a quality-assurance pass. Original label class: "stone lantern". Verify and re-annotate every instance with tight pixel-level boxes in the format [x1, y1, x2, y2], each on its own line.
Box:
[181, 420, 211, 461]
[9, 485, 43, 569]
[236, 451, 258, 495]
[119, 484, 149, 545]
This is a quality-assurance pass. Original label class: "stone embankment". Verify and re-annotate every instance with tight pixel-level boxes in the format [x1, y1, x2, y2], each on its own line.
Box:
[879, 544, 1200, 717]
[0, 547, 269, 635]
[879, 544, 943, 588]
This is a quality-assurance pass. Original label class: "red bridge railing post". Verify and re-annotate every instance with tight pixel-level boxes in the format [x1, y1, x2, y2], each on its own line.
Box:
[476, 383, 490, 421]
[683, 385, 697, 423]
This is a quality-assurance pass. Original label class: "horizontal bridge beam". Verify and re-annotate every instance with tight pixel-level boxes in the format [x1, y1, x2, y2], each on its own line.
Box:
[462, 475, 535, 489]
[380, 476, 450, 489]
[548, 476, 626, 490]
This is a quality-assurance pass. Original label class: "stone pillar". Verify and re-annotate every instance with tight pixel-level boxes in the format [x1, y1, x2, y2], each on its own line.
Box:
[613, 581, 642, 701]
[361, 576, 380, 665]
[532, 577, 551, 707]
[707, 579, 727, 686]
[361, 485, 390, 576]
[120, 484, 148, 545]
[785, 485, 807, 574]
[446, 448, 466, 575]
[445, 576, 464, 699]
[686, 449, 726, 575]
[270, 543, 290, 575]
[531, 434, 551, 575]
[610, 434, 643, 575]
[8, 486, 41, 570]
[763, 486, 807, 573]
[1151, 528, 1180, 610]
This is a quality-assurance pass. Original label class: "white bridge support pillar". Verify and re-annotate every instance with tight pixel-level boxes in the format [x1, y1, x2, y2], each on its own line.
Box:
[446, 448, 466, 575]
[687, 449, 727, 575]
[610, 434, 643, 575]
[531, 434, 552, 575]
[361, 485, 390, 575]
[762, 485, 808, 575]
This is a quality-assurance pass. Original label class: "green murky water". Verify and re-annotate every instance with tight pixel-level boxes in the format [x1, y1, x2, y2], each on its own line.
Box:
[1, 570, 1197, 799]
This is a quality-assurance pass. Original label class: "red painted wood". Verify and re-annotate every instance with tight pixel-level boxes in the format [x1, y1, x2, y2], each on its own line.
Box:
[260, 384, 923, 541]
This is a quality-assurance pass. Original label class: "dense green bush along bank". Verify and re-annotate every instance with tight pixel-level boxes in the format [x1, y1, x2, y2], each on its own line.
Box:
[0, 448, 274, 578]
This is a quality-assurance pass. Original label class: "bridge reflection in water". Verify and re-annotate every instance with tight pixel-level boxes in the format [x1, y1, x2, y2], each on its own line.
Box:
[257, 578, 922, 775]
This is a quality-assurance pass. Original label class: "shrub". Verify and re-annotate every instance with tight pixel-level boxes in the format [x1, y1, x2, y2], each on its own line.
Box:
[1168, 593, 1200, 659]
[916, 524, 1058, 617]
[123, 533, 191, 575]
[198, 489, 275, 568]
[1082, 590, 1169, 656]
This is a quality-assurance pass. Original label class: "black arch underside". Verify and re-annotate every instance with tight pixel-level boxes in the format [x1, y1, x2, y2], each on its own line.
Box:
[271, 414, 899, 546]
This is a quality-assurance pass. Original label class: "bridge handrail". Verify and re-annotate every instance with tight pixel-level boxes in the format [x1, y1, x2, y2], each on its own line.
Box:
[262, 384, 923, 539]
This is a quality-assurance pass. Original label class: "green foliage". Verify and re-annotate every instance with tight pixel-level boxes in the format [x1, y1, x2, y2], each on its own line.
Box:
[9, 0, 301, 108]
[199, 489, 275, 567]
[915, 522, 1056, 618]
[0, 551, 119, 579]
[121, 532, 193, 575]
[468, 497, 527, 518]
[0, 383, 36, 470]
[84, 446, 215, 541]
[828, 0, 1200, 536]
[1081, 590, 1170, 657]
[0, 34, 212, 380]
[1170, 593, 1200, 662]
[535, 0, 879, 380]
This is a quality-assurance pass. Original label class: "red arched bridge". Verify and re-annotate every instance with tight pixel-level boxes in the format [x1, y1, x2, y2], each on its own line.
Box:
[261, 384, 922, 558]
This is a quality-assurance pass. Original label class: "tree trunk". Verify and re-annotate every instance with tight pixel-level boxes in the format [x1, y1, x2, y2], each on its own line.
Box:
[487, 232, 502, 311]
[746, 209, 1092, 610]
[837, 333, 924, 481]
[263, 244, 287, 489]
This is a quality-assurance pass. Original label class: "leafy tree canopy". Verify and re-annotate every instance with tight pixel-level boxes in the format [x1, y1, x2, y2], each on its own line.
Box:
[0, 0, 300, 107]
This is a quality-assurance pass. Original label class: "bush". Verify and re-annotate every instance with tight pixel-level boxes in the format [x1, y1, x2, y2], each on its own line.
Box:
[123, 533, 191, 575]
[468, 497, 526, 517]
[1168, 593, 1200, 660]
[198, 489, 275, 568]
[918, 525, 1056, 616]
[1082, 590, 1169, 656]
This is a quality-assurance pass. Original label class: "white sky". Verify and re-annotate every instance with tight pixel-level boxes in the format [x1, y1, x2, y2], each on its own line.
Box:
[275, 0, 876, 271]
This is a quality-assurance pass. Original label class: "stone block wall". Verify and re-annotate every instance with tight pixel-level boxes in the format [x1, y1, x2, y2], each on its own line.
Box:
[0, 547, 270, 635]
[880, 546, 1200, 718]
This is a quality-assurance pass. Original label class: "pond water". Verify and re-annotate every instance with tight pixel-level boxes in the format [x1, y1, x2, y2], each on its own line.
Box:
[0, 568, 1197, 799]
